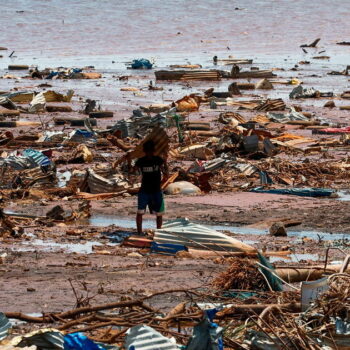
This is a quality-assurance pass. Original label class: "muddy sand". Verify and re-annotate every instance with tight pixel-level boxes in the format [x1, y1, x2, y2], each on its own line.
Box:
[0, 2, 350, 347]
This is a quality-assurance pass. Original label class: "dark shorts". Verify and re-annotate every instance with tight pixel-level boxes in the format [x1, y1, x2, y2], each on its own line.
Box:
[137, 191, 165, 216]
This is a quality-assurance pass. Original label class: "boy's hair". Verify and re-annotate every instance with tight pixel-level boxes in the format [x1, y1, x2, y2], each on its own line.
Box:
[143, 140, 155, 153]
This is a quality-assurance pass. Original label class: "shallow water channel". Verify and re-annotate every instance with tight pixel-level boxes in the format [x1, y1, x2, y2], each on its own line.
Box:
[87, 214, 348, 241]
[3, 211, 348, 263]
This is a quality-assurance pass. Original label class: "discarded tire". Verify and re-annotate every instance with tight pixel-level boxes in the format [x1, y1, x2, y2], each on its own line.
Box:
[89, 111, 114, 118]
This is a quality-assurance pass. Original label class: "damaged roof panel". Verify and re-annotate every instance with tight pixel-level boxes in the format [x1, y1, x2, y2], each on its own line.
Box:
[154, 218, 256, 253]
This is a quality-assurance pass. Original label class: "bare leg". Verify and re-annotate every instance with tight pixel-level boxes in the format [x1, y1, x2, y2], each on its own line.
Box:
[156, 215, 163, 229]
[136, 213, 143, 235]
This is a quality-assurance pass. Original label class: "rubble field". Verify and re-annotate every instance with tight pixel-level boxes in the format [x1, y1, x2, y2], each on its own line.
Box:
[1, 35, 350, 349]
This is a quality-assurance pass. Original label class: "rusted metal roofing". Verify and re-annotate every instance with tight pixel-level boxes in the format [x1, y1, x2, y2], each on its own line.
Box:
[7, 328, 64, 349]
[115, 127, 169, 166]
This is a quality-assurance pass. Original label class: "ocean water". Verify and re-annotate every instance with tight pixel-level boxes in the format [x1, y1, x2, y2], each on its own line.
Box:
[0, 0, 349, 61]
[0, 0, 349, 111]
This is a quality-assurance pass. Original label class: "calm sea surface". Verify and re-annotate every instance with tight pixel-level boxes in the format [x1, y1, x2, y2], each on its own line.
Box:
[0, 0, 349, 63]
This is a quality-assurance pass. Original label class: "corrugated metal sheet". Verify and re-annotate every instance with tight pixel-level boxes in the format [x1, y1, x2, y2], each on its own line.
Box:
[267, 109, 308, 124]
[112, 111, 167, 138]
[234, 163, 258, 176]
[226, 99, 260, 110]
[255, 98, 286, 112]
[126, 127, 169, 161]
[1, 91, 34, 103]
[0, 90, 73, 104]
[289, 85, 317, 99]
[9, 328, 64, 349]
[203, 158, 227, 172]
[250, 114, 270, 124]
[219, 112, 246, 125]
[87, 169, 129, 194]
[22, 149, 51, 167]
[155, 70, 220, 81]
[22, 166, 51, 178]
[154, 219, 256, 252]
[181, 71, 220, 81]
[0, 156, 33, 170]
[0, 312, 11, 341]
[125, 325, 178, 350]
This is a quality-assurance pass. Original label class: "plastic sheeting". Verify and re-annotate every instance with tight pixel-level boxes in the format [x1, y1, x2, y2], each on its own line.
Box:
[164, 181, 201, 195]
[131, 59, 153, 70]
[186, 309, 223, 350]
[38, 131, 65, 143]
[251, 187, 334, 197]
[28, 92, 46, 113]
[258, 252, 283, 291]
[267, 108, 308, 123]
[64, 332, 118, 350]
[68, 130, 95, 143]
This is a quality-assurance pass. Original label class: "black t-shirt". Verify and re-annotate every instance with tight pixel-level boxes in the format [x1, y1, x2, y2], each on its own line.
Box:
[136, 156, 164, 193]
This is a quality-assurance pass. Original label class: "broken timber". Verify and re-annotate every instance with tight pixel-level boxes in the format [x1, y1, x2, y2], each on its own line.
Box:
[231, 69, 276, 79]
[155, 70, 220, 81]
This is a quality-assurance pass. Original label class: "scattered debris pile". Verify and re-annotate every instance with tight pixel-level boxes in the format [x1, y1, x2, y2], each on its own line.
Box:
[2, 45, 350, 350]
[212, 257, 270, 291]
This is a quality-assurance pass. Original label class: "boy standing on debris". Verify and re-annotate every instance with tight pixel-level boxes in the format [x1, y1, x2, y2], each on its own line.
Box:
[135, 140, 168, 235]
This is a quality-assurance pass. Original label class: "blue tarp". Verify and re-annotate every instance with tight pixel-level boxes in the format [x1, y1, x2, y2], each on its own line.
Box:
[131, 59, 153, 69]
[64, 332, 118, 350]
[73, 129, 94, 138]
[251, 187, 334, 198]
[64, 333, 103, 350]
[47, 68, 83, 79]
[150, 242, 188, 255]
